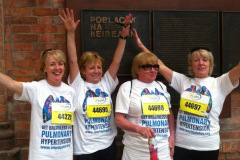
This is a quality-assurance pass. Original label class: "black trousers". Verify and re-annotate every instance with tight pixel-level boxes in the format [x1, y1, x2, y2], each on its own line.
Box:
[76, 139, 116, 160]
[174, 146, 219, 160]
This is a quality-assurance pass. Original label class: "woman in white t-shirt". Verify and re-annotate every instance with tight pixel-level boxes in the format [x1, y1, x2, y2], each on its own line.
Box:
[115, 51, 175, 160]
[0, 49, 76, 160]
[59, 8, 132, 160]
[133, 29, 240, 160]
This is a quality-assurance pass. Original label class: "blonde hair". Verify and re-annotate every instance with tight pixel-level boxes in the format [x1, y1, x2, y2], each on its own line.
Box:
[40, 49, 66, 73]
[79, 51, 104, 78]
[131, 52, 158, 79]
[188, 48, 214, 77]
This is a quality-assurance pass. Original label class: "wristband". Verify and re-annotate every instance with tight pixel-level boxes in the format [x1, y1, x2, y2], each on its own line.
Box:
[119, 35, 127, 40]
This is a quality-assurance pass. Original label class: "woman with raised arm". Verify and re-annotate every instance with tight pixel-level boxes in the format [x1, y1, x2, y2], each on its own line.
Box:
[115, 51, 175, 160]
[0, 49, 76, 160]
[59, 8, 132, 160]
[133, 28, 240, 160]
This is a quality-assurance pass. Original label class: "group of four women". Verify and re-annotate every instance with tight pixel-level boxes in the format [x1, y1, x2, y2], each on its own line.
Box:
[0, 8, 239, 160]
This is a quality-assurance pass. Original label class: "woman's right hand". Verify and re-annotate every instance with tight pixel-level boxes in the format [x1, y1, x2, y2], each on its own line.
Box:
[120, 14, 132, 37]
[59, 8, 80, 33]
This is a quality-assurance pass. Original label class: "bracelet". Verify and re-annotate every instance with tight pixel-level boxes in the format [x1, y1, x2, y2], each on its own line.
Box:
[119, 35, 127, 40]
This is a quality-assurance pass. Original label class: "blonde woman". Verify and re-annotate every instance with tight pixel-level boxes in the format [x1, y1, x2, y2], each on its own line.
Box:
[0, 49, 76, 160]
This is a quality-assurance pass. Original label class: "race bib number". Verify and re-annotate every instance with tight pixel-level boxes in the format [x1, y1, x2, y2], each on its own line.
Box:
[52, 103, 74, 125]
[180, 92, 210, 117]
[87, 97, 111, 118]
[141, 95, 170, 115]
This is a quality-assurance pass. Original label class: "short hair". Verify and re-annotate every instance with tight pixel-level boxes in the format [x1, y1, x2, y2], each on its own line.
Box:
[131, 52, 158, 79]
[78, 51, 104, 78]
[188, 48, 214, 77]
[40, 49, 66, 74]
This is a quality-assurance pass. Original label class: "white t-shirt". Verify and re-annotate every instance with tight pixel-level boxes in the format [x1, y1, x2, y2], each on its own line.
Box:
[69, 71, 118, 155]
[115, 79, 172, 160]
[171, 72, 239, 151]
[14, 80, 76, 160]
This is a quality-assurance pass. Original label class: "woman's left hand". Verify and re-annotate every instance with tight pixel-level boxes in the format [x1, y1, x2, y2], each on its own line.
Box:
[137, 126, 156, 138]
[168, 133, 175, 158]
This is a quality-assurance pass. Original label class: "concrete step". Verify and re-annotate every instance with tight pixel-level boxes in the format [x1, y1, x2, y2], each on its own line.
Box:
[0, 147, 21, 160]
[0, 129, 14, 140]
[0, 122, 10, 129]
[0, 139, 14, 150]
[0, 122, 14, 150]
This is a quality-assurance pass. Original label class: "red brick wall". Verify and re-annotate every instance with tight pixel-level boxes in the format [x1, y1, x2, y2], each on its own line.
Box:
[1, 0, 66, 159]
[0, 0, 6, 122]
[0, 0, 240, 160]
[219, 88, 240, 160]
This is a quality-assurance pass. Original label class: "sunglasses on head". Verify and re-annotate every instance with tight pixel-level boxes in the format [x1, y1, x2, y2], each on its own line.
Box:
[139, 64, 159, 71]
[190, 47, 211, 53]
[42, 49, 53, 58]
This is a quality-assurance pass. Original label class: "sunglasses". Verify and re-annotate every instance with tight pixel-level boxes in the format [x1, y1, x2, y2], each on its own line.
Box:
[139, 64, 159, 71]
[190, 47, 211, 53]
[42, 49, 53, 58]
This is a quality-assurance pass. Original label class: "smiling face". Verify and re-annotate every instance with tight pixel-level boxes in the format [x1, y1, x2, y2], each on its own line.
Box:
[41, 50, 66, 87]
[81, 61, 103, 84]
[188, 49, 214, 78]
[78, 51, 104, 83]
[191, 55, 210, 78]
[44, 55, 65, 86]
[131, 52, 159, 83]
[138, 64, 158, 83]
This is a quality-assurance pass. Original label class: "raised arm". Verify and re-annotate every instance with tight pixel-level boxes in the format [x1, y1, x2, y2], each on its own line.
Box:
[59, 8, 80, 84]
[133, 28, 173, 83]
[158, 59, 173, 84]
[108, 14, 132, 80]
[229, 61, 240, 86]
[0, 72, 23, 96]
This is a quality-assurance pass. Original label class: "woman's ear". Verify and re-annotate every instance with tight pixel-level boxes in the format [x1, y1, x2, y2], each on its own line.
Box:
[43, 67, 46, 73]
[81, 68, 85, 75]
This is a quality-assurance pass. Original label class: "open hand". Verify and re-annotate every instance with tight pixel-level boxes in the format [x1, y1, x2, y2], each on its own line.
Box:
[59, 8, 80, 32]
[120, 14, 132, 37]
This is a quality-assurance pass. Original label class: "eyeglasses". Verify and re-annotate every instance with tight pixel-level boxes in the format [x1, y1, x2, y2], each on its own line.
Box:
[190, 47, 211, 53]
[139, 64, 159, 71]
[42, 49, 53, 58]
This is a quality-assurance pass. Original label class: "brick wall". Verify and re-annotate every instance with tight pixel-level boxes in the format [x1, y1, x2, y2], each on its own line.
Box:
[0, 0, 240, 160]
[1, 0, 66, 159]
[219, 88, 240, 160]
[0, 0, 6, 123]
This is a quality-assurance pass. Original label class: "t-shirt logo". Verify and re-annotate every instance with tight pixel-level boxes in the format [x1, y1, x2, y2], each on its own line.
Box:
[42, 95, 70, 123]
[185, 85, 212, 114]
[82, 89, 109, 113]
[82, 89, 112, 134]
[141, 88, 170, 115]
[141, 88, 169, 102]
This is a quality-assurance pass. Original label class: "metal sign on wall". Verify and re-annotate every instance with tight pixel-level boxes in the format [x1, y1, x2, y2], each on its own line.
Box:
[222, 12, 240, 73]
[153, 11, 219, 76]
[81, 10, 151, 75]
[81, 10, 220, 76]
